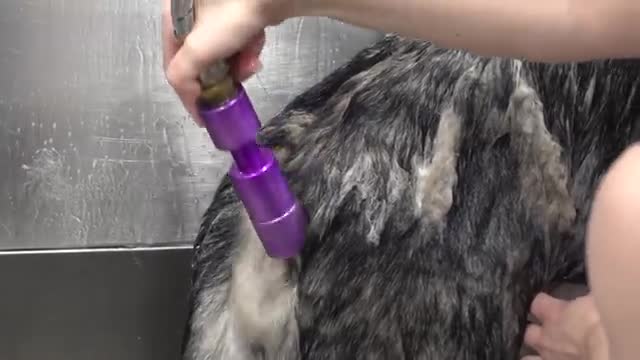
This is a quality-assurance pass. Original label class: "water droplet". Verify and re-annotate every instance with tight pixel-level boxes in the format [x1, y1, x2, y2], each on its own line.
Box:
[52, 123, 57, 130]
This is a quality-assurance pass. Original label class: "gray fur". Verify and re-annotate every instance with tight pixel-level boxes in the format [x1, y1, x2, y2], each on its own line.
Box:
[182, 34, 640, 359]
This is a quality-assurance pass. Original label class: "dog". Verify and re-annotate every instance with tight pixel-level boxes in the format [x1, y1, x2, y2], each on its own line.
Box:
[180, 34, 640, 359]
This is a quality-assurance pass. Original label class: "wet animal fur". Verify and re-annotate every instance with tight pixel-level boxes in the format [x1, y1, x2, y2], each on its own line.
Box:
[181, 35, 640, 359]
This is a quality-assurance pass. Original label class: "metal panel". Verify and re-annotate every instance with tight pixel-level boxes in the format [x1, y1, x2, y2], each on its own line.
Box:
[0, 247, 193, 360]
[0, 0, 382, 249]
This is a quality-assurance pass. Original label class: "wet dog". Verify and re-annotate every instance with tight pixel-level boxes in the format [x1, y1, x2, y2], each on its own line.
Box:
[180, 34, 640, 359]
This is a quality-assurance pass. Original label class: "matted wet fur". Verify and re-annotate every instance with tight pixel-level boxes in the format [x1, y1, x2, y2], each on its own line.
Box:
[181, 34, 640, 359]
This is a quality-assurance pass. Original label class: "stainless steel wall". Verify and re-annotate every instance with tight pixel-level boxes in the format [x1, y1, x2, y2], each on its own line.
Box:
[0, 0, 381, 250]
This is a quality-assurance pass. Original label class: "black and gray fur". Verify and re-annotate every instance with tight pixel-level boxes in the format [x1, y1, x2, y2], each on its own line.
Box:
[181, 35, 640, 359]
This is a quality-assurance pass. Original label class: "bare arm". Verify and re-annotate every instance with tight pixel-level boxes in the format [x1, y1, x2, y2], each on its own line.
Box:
[587, 145, 640, 360]
[165, 0, 640, 125]
[298, 0, 640, 62]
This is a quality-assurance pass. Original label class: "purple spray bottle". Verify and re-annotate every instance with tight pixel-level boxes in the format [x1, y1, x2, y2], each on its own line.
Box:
[171, 0, 307, 258]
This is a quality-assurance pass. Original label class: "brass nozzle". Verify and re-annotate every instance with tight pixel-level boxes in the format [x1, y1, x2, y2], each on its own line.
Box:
[200, 75, 236, 106]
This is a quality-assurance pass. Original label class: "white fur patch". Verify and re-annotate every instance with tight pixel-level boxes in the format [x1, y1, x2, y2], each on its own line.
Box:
[415, 108, 463, 224]
[507, 82, 576, 234]
[187, 212, 300, 360]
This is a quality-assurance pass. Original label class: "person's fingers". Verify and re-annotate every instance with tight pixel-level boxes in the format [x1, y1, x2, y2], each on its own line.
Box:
[165, 30, 219, 126]
[530, 292, 566, 323]
[166, 3, 260, 125]
[523, 323, 543, 350]
[177, 84, 204, 127]
[161, 0, 204, 125]
[231, 31, 266, 81]
[167, 1, 255, 89]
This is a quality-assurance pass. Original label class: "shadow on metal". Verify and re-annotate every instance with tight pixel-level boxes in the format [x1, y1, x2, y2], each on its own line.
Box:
[0, 247, 193, 360]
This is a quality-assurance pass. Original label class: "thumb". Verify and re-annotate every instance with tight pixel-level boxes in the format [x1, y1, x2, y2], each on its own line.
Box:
[530, 292, 567, 323]
[166, 3, 260, 124]
[166, 1, 257, 91]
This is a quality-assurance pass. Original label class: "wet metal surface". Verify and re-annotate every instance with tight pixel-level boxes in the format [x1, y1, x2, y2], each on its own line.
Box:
[0, 0, 382, 249]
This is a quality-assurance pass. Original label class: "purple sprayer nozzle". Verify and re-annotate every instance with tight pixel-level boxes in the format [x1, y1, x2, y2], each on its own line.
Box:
[197, 85, 307, 258]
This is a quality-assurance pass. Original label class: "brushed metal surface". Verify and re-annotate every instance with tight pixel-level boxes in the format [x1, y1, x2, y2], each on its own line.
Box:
[0, 0, 382, 249]
[0, 247, 193, 360]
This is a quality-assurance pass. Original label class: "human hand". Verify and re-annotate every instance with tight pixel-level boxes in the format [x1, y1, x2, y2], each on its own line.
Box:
[162, 0, 297, 125]
[522, 293, 609, 360]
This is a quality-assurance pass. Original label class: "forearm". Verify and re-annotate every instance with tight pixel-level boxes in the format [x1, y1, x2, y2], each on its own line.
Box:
[298, 0, 640, 62]
[588, 146, 640, 360]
